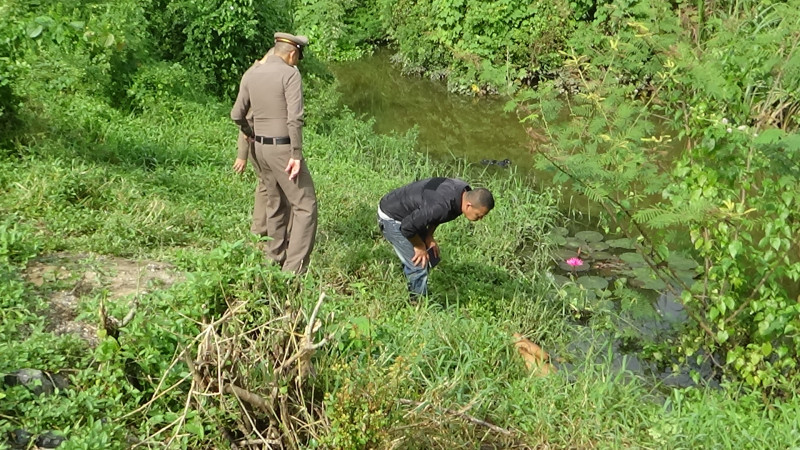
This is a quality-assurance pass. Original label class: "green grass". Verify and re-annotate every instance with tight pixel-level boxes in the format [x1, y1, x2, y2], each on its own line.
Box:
[2, 40, 800, 450]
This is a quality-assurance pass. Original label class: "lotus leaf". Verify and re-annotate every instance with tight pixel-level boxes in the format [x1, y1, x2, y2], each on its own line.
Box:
[588, 242, 610, 252]
[553, 248, 580, 260]
[629, 267, 667, 291]
[590, 251, 614, 261]
[553, 226, 569, 236]
[564, 237, 587, 249]
[641, 278, 667, 291]
[578, 276, 609, 290]
[575, 230, 604, 243]
[620, 252, 646, 267]
[674, 271, 698, 288]
[606, 238, 636, 249]
[551, 274, 571, 286]
[631, 267, 655, 279]
[666, 254, 699, 271]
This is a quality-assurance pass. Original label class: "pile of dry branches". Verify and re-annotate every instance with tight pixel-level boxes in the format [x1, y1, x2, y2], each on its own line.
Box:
[130, 292, 333, 448]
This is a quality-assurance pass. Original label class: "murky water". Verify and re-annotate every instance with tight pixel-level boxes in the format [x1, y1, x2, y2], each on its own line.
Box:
[330, 48, 534, 172]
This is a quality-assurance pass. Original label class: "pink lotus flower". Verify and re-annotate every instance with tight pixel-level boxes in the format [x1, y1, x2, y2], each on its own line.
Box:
[565, 257, 584, 267]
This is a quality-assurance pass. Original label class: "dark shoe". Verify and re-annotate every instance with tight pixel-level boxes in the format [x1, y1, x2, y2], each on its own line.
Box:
[409, 292, 427, 306]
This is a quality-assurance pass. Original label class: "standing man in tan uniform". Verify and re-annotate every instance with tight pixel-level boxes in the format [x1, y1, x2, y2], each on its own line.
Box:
[232, 47, 283, 240]
[231, 33, 317, 274]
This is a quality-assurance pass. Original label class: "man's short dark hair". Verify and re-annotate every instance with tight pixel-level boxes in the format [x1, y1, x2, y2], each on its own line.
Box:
[274, 41, 298, 55]
[467, 188, 494, 210]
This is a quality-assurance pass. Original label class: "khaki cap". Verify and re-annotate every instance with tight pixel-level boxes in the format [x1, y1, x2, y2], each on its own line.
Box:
[274, 32, 309, 48]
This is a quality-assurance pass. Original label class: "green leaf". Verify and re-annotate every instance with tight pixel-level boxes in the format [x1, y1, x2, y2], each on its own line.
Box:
[575, 230, 604, 243]
[185, 419, 205, 439]
[666, 254, 699, 270]
[753, 128, 783, 145]
[716, 329, 729, 343]
[351, 316, 371, 337]
[28, 24, 44, 38]
[577, 275, 609, 290]
[728, 240, 742, 258]
[620, 252, 646, 266]
[606, 238, 635, 249]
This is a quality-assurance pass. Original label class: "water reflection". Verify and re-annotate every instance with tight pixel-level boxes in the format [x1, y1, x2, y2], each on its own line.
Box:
[330, 48, 532, 170]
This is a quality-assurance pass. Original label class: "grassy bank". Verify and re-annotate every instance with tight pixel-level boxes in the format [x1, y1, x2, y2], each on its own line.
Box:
[2, 70, 800, 448]
[1, 3, 800, 447]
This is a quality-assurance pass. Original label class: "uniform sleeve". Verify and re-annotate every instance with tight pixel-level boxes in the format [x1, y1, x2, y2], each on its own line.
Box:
[231, 74, 254, 138]
[285, 69, 305, 160]
[236, 131, 250, 161]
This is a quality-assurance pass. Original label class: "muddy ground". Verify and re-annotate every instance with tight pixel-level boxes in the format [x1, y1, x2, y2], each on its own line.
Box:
[24, 253, 182, 347]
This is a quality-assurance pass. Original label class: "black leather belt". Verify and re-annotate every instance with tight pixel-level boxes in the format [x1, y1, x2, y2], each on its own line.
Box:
[254, 135, 291, 145]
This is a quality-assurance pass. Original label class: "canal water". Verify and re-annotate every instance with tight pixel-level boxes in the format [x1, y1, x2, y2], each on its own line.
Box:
[330, 48, 715, 389]
[329, 48, 535, 173]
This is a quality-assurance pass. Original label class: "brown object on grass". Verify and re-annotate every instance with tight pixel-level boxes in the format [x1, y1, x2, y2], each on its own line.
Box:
[512, 333, 557, 376]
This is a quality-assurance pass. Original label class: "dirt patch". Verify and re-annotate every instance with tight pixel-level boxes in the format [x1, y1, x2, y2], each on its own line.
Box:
[25, 252, 183, 347]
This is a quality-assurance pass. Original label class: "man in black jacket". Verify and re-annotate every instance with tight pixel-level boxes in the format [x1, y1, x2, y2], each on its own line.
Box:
[377, 177, 494, 300]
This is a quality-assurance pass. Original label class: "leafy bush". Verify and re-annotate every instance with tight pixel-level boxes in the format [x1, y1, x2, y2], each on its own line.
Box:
[126, 61, 211, 111]
[0, 215, 40, 267]
[294, 0, 581, 91]
[295, 0, 385, 61]
[515, 0, 800, 390]
[142, 0, 293, 99]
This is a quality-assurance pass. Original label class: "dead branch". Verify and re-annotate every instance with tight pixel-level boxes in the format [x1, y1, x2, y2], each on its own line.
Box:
[223, 383, 272, 414]
[99, 297, 140, 341]
[273, 292, 332, 380]
[235, 438, 281, 447]
[136, 290, 334, 447]
[399, 399, 514, 437]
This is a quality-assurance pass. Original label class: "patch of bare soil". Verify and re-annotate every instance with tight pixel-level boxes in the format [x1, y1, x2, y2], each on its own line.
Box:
[25, 252, 183, 347]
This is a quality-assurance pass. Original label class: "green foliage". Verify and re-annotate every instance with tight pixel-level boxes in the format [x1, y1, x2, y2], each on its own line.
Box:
[126, 61, 211, 112]
[653, 386, 800, 448]
[293, 0, 588, 92]
[516, 0, 800, 390]
[381, 0, 575, 93]
[0, 7, 23, 150]
[295, 0, 385, 61]
[18, 1, 147, 106]
[0, 215, 41, 267]
[142, 0, 293, 99]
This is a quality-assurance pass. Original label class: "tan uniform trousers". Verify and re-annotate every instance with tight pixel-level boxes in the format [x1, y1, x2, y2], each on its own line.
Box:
[239, 132, 285, 238]
[247, 137, 317, 274]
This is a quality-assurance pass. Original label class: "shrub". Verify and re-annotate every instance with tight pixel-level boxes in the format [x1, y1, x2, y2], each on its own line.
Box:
[142, 0, 293, 100]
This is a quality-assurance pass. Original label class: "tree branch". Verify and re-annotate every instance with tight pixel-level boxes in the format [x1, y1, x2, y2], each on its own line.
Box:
[399, 399, 513, 437]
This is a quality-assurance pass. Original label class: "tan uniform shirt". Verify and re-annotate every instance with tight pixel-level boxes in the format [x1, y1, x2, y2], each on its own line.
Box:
[231, 55, 304, 160]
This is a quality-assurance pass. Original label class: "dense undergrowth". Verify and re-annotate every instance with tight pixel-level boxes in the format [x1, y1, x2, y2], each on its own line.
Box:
[1, 0, 800, 448]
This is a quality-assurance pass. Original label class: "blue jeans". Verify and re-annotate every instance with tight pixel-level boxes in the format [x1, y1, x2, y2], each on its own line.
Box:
[378, 212, 439, 297]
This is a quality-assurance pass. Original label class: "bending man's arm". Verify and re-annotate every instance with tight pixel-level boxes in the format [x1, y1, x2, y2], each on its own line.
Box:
[401, 207, 444, 267]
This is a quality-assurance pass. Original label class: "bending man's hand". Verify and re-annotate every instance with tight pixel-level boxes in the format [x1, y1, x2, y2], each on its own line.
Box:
[232, 158, 247, 174]
[285, 158, 301, 181]
[411, 245, 430, 268]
